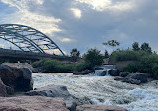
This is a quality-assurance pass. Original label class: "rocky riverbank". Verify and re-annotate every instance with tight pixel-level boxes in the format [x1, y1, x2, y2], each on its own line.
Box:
[0, 64, 128, 111]
[0, 63, 158, 111]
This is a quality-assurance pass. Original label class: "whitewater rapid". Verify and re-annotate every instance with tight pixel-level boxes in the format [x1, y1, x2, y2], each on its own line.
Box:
[33, 73, 158, 111]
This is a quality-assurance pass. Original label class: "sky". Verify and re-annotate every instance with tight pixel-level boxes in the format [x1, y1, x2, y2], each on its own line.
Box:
[0, 0, 158, 55]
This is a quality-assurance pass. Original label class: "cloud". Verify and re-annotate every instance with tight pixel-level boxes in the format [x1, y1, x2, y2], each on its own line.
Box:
[0, 0, 158, 54]
[76, 0, 112, 11]
[61, 38, 74, 42]
[70, 8, 82, 19]
[0, 0, 62, 36]
[76, 0, 134, 12]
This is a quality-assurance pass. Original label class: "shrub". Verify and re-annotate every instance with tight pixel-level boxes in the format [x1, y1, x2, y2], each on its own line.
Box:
[123, 62, 140, 73]
[123, 54, 158, 78]
[152, 64, 158, 77]
[84, 48, 104, 67]
[32, 59, 48, 68]
[57, 64, 75, 72]
[110, 50, 150, 62]
[32, 59, 75, 73]
[75, 62, 91, 72]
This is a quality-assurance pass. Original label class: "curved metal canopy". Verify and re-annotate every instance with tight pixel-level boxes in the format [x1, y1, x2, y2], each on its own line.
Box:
[0, 24, 65, 56]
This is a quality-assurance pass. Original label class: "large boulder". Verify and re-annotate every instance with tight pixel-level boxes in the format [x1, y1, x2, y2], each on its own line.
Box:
[2, 63, 33, 72]
[115, 73, 149, 85]
[0, 96, 69, 111]
[0, 65, 33, 92]
[25, 85, 77, 111]
[119, 72, 129, 77]
[0, 78, 7, 97]
[125, 73, 148, 83]
[114, 77, 124, 81]
[76, 105, 127, 111]
[122, 78, 141, 85]
[114, 73, 149, 85]
[109, 69, 120, 76]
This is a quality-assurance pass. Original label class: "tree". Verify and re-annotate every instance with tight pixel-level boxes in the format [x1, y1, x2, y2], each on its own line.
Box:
[132, 42, 140, 51]
[70, 48, 80, 62]
[141, 42, 152, 53]
[84, 48, 104, 67]
[104, 49, 109, 58]
[103, 40, 120, 51]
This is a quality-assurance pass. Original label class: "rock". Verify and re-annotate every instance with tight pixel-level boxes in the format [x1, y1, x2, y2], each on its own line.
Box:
[76, 105, 127, 111]
[72, 96, 92, 106]
[0, 64, 33, 92]
[118, 73, 149, 85]
[25, 85, 76, 111]
[145, 73, 152, 78]
[6, 85, 14, 95]
[32, 67, 46, 73]
[0, 96, 69, 111]
[0, 78, 7, 97]
[114, 77, 124, 81]
[16, 68, 33, 91]
[98, 70, 107, 76]
[114, 73, 148, 85]
[109, 69, 120, 76]
[125, 73, 148, 83]
[130, 79, 141, 85]
[73, 70, 94, 75]
[2, 63, 33, 72]
[119, 72, 129, 77]
[122, 78, 141, 85]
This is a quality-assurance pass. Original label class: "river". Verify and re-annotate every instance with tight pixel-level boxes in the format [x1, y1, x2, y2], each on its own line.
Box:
[33, 73, 158, 111]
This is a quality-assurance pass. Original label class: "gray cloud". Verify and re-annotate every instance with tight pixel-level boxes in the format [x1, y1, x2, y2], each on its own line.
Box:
[0, 0, 158, 54]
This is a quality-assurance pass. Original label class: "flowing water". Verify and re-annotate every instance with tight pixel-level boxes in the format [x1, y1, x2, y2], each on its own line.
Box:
[33, 73, 158, 111]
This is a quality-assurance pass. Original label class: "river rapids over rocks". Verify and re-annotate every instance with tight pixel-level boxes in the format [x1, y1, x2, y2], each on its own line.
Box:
[33, 73, 158, 111]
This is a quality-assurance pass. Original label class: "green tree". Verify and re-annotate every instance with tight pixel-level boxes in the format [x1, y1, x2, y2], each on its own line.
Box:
[103, 40, 120, 51]
[70, 48, 80, 62]
[141, 42, 152, 53]
[84, 48, 104, 67]
[132, 42, 140, 51]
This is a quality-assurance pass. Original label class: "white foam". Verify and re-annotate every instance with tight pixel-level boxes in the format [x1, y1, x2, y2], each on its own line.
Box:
[33, 73, 158, 111]
[119, 88, 158, 111]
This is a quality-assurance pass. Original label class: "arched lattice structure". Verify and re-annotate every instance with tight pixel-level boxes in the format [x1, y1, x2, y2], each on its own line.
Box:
[0, 24, 65, 56]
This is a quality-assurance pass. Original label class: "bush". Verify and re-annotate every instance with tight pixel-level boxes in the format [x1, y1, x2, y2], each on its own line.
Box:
[32, 49, 105, 73]
[32, 59, 75, 73]
[84, 48, 104, 67]
[123, 62, 140, 73]
[123, 54, 158, 78]
[152, 64, 158, 77]
[75, 62, 91, 72]
[32, 58, 49, 68]
[110, 50, 150, 62]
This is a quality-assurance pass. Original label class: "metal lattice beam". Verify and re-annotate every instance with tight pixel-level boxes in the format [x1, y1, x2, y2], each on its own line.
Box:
[0, 24, 65, 56]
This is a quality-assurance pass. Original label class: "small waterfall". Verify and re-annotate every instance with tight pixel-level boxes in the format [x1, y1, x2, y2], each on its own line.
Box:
[94, 65, 116, 76]
[94, 70, 105, 76]
[94, 69, 111, 76]
[106, 69, 111, 76]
